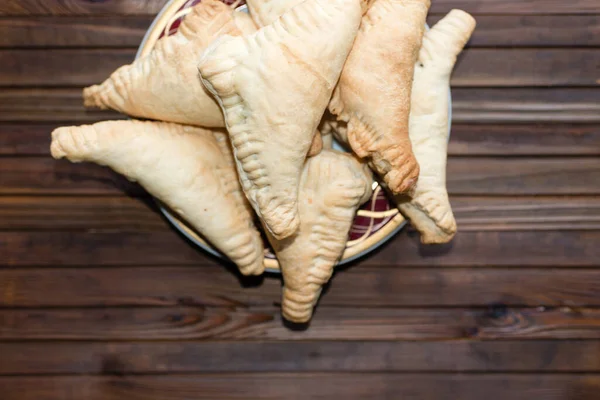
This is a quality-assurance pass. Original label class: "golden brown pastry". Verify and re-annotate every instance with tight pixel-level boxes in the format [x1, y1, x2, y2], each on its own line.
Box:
[50, 120, 264, 275]
[267, 150, 372, 323]
[83, 0, 242, 127]
[198, 0, 365, 240]
[329, 0, 430, 194]
[397, 10, 476, 244]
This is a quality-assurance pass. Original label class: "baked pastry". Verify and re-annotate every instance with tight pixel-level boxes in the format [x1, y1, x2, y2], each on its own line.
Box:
[246, 0, 304, 27]
[83, 0, 243, 127]
[329, 0, 430, 194]
[267, 150, 372, 323]
[232, 8, 258, 34]
[308, 131, 323, 157]
[198, 0, 364, 239]
[50, 120, 265, 275]
[397, 9, 476, 244]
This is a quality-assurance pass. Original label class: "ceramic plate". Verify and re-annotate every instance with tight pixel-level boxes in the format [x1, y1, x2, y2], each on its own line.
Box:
[136, 0, 451, 273]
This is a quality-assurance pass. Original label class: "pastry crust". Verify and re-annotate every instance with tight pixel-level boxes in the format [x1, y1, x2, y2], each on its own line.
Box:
[246, 0, 304, 27]
[267, 150, 372, 323]
[232, 9, 259, 34]
[50, 120, 264, 275]
[329, 0, 430, 194]
[397, 9, 476, 244]
[307, 131, 323, 157]
[198, 0, 364, 240]
[83, 0, 242, 127]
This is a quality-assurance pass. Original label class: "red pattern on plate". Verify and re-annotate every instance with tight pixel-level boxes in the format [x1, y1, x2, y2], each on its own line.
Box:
[159, 0, 399, 256]
[160, 0, 247, 39]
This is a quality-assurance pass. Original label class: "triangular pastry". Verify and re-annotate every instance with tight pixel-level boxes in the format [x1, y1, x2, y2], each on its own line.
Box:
[267, 150, 372, 323]
[397, 9, 476, 244]
[50, 120, 265, 275]
[329, 0, 431, 194]
[83, 0, 243, 127]
[198, 0, 365, 239]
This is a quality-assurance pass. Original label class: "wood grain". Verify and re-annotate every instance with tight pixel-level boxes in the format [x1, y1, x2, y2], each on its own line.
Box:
[4, 265, 600, 308]
[3, 340, 600, 374]
[0, 17, 151, 47]
[3, 374, 600, 400]
[430, 0, 600, 15]
[0, 89, 122, 122]
[0, 49, 133, 86]
[0, 0, 169, 16]
[2, 306, 600, 340]
[452, 49, 600, 87]
[0, 196, 164, 231]
[430, 15, 600, 47]
[0, 158, 144, 196]
[2, 157, 598, 196]
[452, 87, 600, 123]
[447, 157, 600, 195]
[449, 124, 600, 156]
[2, 230, 599, 267]
[3, 49, 600, 87]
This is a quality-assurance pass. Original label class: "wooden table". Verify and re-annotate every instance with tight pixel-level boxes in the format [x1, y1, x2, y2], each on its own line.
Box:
[1, 1, 600, 399]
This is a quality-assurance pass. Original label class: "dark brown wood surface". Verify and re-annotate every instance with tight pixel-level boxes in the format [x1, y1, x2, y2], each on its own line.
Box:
[0, 0, 599, 399]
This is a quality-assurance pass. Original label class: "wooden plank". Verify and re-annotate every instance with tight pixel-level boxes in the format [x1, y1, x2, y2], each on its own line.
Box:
[1, 306, 600, 341]
[2, 230, 599, 267]
[0, 158, 144, 196]
[0, 17, 152, 47]
[452, 196, 600, 231]
[4, 265, 600, 308]
[0, 49, 134, 86]
[0, 196, 164, 231]
[2, 374, 600, 400]
[2, 196, 599, 232]
[429, 15, 600, 47]
[2, 15, 598, 48]
[6, 123, 600, 157]
[2, 49, 599, 87]
[0, 0, 169, 16]
[2, 157, 598, 196]
[0, 124, 60, 155]
[452, 87, 600, 123]
[430, 0, 600, 15]
[452, 49, 600, 87]
[447, 157, 600, 195]
[2, 88, 598, 124]
[3, 340, 600, 374]
[0, 89, 122, 123]
[449, 124, 600, 156]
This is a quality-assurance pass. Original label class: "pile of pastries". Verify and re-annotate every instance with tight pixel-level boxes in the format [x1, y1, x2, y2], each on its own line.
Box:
[50, 0, 476, 323]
